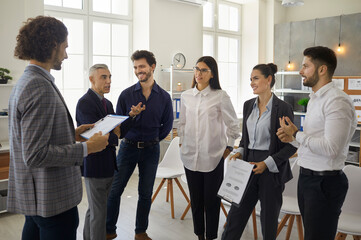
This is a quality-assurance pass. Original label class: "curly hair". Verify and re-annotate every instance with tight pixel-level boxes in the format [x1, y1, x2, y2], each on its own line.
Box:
[131, 50, 157, 67]
[14, 16, 68, 62]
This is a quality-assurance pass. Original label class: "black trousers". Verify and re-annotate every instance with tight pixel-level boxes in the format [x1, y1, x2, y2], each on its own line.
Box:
[298, 171, 348, 240]
[184, 158, 224, 240]
[222, 150, 284, 240]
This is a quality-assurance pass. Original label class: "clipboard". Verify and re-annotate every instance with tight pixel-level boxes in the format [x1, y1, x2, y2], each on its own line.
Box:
[80, 114, 129, 139]
[217, 159, 254, 207]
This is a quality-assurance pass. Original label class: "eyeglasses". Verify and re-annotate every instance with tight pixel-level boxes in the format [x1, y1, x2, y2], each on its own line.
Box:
[193, 67, 211, 74]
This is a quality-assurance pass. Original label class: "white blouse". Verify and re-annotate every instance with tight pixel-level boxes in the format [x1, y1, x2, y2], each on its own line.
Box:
[178, 85, 240, 172]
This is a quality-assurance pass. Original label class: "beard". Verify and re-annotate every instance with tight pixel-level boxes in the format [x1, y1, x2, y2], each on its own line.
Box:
[303, 71, 319, 87]
[52, 48, 63, 70]
[137, 70, 152, 83]
[53, 60, 62, 70]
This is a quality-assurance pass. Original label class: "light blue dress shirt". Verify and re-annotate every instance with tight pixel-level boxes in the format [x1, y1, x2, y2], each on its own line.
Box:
[236, 95, 279, 173]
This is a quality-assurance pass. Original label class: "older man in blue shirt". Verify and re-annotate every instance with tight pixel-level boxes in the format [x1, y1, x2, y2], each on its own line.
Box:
[106, 50, 173, 240]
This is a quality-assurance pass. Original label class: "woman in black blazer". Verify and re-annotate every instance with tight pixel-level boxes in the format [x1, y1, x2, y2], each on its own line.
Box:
[221, 63, 297, 240]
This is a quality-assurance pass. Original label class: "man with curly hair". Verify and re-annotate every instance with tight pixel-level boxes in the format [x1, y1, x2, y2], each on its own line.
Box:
[8, 16, 109, 240]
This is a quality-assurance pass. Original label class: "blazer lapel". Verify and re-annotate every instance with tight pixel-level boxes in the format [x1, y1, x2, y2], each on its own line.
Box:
[242, 98, 256, 159]
[28, 66, 75, 132]
[87, 89, 107, 117]
[269, 94, 279, 153]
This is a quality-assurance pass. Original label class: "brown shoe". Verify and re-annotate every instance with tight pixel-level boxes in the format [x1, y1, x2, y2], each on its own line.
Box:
[106, 233, 117, 240]
[134, 232, 152, 240]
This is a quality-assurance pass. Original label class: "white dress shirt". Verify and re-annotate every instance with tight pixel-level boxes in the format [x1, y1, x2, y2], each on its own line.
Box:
[294, 82, 357, 171]
[178, 85, 240, 172]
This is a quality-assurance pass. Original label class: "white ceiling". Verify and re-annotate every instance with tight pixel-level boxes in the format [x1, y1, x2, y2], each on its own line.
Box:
[224, 0, 258, 4]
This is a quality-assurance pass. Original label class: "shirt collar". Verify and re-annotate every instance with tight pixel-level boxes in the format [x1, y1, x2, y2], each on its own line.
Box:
[90, 88, 104, 100]
[192, 84, 212, 96]
[310, 81, 334, 99]
[28, 64, 55, 83]
[253, 93, 273, 111]
[134, 80, 160, 93]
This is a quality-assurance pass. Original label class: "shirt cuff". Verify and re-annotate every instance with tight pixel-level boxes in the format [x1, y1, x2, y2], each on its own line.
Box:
[82, 142, 88, 157]
[264, 156, 279, 173]
[291, 132, 302, 148]
[234, 147, 244, 156]
[227, 138, 236, 148]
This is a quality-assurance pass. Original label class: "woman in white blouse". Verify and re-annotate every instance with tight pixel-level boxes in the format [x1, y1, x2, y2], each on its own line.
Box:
[178, 56, 240, 240]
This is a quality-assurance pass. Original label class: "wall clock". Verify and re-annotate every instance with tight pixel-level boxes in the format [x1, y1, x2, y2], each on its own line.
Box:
[173, 53, 186, 69]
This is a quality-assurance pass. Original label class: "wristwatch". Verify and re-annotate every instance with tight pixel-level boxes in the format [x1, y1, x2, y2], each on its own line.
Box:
[226, 146, 234, 152]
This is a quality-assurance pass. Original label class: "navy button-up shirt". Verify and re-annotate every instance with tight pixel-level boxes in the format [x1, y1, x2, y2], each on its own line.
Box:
[116, 81, 173, 141]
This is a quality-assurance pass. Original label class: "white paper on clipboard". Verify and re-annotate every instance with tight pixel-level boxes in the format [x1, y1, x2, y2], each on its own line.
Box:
[80, 114, 129, 139]
[217, 159, 254, 207]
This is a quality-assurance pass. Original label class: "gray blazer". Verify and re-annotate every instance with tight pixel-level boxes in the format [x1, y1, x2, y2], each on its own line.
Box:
[7, 65, 84, 217]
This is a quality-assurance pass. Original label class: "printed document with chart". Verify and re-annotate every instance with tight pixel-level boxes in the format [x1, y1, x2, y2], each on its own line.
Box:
[80, 114, 129, 139]
[217, 159, 254, 207]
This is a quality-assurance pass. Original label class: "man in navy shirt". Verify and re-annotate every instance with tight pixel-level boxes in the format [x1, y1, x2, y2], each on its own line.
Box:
[106, 50, 173, 240]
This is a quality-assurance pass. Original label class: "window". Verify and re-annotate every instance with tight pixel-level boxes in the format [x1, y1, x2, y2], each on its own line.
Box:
[45, 0, 132, 121]
[203, 0, 241, 112]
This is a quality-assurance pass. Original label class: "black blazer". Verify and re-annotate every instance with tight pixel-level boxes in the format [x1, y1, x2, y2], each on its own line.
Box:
[240, 94, 297, 184]
[76, 89, 119, 178]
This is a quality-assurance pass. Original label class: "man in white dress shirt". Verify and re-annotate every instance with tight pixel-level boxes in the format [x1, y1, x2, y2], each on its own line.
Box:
[277, 46, 357, 240]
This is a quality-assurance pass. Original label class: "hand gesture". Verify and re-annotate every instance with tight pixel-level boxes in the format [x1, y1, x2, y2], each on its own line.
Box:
[75, 124, 95, 142]
[229, 152, 242, 161]
[129, 102, 146, 118]
[277, 116, 298, 143]
[86, 132, 109, 154]
[250, 161, 267, 174]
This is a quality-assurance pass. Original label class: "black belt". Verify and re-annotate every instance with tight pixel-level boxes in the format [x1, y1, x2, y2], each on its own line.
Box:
[123, 138, 159, 149]
[300, 167, 343, 176]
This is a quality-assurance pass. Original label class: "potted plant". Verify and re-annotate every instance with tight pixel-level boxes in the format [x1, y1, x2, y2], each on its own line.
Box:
[298, 98, 309, 112]
[0, 67, 13, 84]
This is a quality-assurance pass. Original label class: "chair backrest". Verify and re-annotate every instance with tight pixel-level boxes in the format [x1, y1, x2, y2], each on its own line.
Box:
[341, 165, 361, 214]
[159, 137, 184, 171]
[283, 158, 300, 198]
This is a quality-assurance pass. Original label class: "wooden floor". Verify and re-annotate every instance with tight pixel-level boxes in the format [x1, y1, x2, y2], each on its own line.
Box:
[0, 173, 353, 240]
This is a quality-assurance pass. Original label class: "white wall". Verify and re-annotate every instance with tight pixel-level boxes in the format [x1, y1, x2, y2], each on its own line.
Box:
[0, 0, 43, 82]
[284, 0, 361, 22]
[133, 0, 150, 51]
[240, 1, 260, 105]
[132, 0, 202, 91]
[150, 0, 202, 90]
[0, 0, 43, 142]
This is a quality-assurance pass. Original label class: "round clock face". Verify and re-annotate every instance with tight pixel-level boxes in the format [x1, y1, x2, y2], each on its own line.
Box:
[173, 53, 186, 69]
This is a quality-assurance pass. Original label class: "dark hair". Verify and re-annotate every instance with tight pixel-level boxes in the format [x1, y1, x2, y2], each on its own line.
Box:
[14, 16, 68, 62]
[191, 56, 221, 90]
[253, 63, 278, 88]
[131, 50, 157, 67]
[303, 46, 337, 77]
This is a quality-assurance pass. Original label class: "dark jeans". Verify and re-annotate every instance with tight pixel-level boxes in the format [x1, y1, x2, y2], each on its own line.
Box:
[184, 158, 224, 240]
[106, 140, 160, 234]
[222, 150, 284, 240]
[22, 206, 79, 240]
[298, 171, 348, 240]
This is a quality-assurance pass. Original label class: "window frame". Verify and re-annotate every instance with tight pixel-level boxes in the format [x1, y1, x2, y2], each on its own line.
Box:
[203, 0, 242, 112]
[44, 0, 133, 115]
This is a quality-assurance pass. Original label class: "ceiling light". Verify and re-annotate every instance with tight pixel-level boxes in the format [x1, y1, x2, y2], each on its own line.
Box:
[282, 0, 304, 7]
